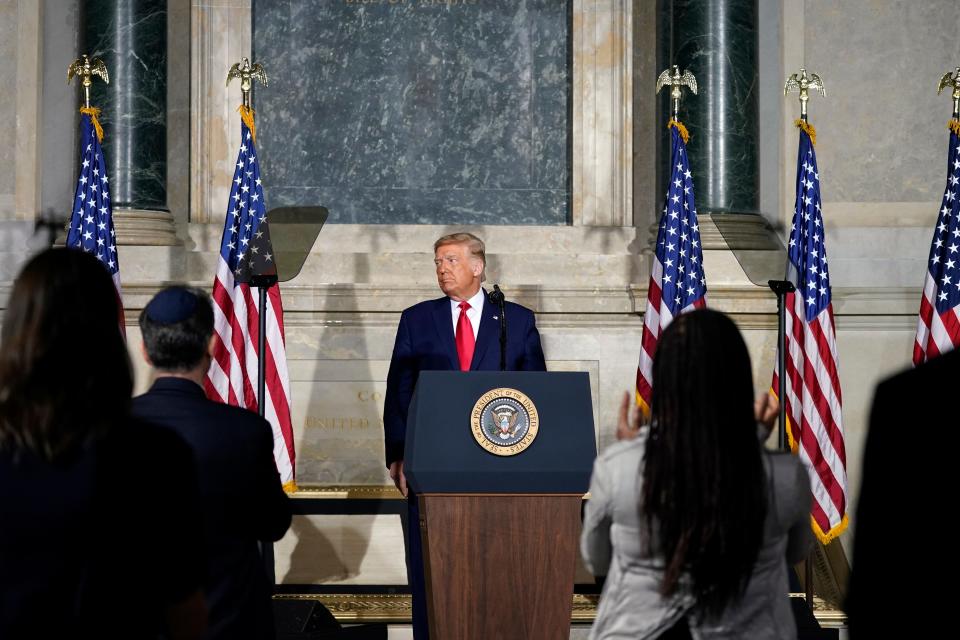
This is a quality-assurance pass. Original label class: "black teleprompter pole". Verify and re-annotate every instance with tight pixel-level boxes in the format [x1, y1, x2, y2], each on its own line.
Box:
[251, 273, 279, 586]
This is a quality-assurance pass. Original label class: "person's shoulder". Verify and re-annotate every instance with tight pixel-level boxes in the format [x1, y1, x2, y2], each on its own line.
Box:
[879, 349, 960, 394]
[130, 387, 160, 408]
[129, 391, 172, 419]
[503, 299, 536, 318]
[597, 432, 646, 464]
[206, 400, 273, 434]
[112, 416, 194, 461]
[402, 297, 446, 317]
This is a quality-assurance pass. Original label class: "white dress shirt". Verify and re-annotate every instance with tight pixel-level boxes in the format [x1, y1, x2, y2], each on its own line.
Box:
[449, 288, 484, 339]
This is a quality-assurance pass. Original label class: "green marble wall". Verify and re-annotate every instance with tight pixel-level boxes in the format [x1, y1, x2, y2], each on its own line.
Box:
[253, 0, 572, 225]
[83, 0, 167, 211]
[657, 0, 759, 215]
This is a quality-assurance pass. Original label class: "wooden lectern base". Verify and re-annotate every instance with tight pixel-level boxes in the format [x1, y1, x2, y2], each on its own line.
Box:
[419, 494, 582, 640]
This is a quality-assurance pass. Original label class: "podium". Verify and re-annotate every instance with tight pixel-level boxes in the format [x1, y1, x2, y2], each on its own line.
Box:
[405, 371, 596, 639]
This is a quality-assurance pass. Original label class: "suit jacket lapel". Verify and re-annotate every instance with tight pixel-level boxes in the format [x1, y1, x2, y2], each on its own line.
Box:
[431, 297, 460, 370]
[471, 290, 498, 370]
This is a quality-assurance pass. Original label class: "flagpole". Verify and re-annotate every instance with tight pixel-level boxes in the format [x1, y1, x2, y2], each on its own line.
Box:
[656, 64, 698, 122]
[58, 55, 111, 249]
[227, 57, 272, 415]
[776, 68, 825, 451]
[783, 67, 828, 613]
[937, 66, 960, 120]
[228, 56, 278, 585]
[638, 66, 704, 415]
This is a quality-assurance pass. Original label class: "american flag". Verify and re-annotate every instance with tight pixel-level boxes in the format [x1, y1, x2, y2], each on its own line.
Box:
[913, 119, 960, 364]
[204, 108, 296, 490]
[771, 121, 847, 543]
[66, 108, 122, 298]
[636, 121, 707, 413]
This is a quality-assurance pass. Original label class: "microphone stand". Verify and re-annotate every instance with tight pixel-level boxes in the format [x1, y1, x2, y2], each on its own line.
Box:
[490, 284, 507, 371]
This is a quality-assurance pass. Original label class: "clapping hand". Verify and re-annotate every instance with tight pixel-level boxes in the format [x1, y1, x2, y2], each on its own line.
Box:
[615, 391, 643, 441]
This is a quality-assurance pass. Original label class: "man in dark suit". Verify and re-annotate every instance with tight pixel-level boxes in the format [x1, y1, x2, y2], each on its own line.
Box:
[133, 287, 292, 640]
[383, 232, 547, 639]
[847, 348, 958, 637]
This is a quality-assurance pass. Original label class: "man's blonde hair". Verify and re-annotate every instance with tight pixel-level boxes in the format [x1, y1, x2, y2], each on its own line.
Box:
[434, 232, 486, 281]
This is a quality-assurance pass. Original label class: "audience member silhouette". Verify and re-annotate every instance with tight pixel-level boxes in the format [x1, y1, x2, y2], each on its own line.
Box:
[581, 309, 812, 639]
[846, 348, 959, 637]
[0, 248, 206, 639]
[133, 286, 291, 639]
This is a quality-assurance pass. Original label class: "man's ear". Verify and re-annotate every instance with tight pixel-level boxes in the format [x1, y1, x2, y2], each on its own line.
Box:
[140, 341, 153, 367]
[472, 259, 484, 277]
[207, 334, 218, 358]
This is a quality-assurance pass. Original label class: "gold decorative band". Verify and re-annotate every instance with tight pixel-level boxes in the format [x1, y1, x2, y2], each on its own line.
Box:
[290, 485, 404, 500]
[272, 593, 846, 626]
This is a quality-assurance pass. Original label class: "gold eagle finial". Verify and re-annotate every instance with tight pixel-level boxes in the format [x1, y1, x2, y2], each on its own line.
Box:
[226, 57, 268, 108]
[784, 68, 825, 120]
[67, 55, 109, 109]
[937, 67, 960, 116]
[656, 65, 697, 119]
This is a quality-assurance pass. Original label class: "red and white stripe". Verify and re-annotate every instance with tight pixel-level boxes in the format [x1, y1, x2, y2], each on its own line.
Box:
[635, 254, 704, 413]
[772, 292, 847, 542]
[914, 271, 960, 364]
[205, 259, 296, 489]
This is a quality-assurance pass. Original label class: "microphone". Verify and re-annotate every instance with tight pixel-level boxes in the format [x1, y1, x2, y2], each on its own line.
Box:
[491, 285, 507, 371]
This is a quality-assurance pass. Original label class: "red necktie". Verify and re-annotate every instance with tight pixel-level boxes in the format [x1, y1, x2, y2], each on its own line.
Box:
[455, 301, 475, 371]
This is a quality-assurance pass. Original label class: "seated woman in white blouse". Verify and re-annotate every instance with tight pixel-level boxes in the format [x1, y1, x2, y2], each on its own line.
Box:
[581, 309, 812, 640]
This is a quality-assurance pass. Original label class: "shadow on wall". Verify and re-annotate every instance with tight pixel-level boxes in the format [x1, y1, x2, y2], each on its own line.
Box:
[276, 225, 406, 586]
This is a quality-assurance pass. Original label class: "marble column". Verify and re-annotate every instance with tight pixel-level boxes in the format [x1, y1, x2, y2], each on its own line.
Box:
[83, 0, 179, 245]
[572, 0, 634, 227]
[657, 0, 759, 217]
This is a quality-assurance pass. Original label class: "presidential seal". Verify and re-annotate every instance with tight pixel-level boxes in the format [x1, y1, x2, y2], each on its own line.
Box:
[470, 387, 539, 456]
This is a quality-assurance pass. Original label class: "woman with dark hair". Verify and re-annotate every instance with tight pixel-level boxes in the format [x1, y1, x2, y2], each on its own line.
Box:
[581, 309, 812, 639]
[0, 248, 206, 639]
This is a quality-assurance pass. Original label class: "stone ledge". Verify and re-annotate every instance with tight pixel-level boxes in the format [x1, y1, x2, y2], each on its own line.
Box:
[85, 282, 918, 320]
[648, 212, 783, 251]
[113, 209, 181, 246]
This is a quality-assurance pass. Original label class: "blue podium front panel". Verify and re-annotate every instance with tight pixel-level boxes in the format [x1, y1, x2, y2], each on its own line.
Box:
[405, 371, 596, 494]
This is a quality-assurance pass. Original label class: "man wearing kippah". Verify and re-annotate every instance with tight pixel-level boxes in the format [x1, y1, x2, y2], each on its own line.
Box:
[383, 232, 547, 640]
[133, 286, 292, 640]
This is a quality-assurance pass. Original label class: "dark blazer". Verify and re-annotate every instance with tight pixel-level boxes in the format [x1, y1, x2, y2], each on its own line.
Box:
[383, 290, 547, 465]
[846, 349, 959, 638]
[0, 419, 202, 639]
[132, 377, 291, 640]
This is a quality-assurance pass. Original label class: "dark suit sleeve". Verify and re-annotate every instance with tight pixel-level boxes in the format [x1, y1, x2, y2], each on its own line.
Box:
[520, 308, 547, 372]
[250, 421, 292, 542]
[383, 310, 417, 466]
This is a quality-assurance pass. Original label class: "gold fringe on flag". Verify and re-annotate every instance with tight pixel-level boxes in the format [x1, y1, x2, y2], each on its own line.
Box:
[813, 513, 849, 544]
[774, 386, 850, 544]
[635, 389, 651, 419]
[667, 118, 690, 144]
[948, 119, 960, 137]
[238, 105, 257, 143]
[79, 106, 104, 143]
[282, 480, 298, 494]
[795, 119, 817, 146]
